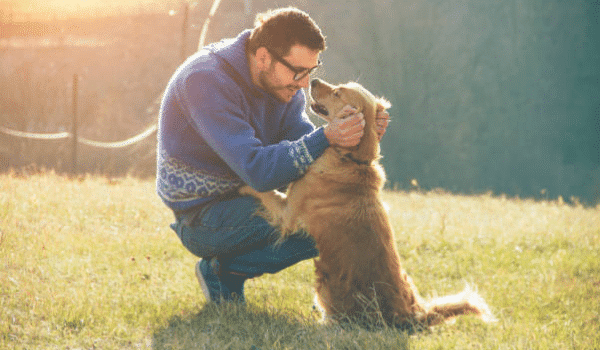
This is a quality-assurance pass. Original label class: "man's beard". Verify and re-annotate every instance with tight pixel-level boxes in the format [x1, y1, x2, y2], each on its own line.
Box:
[258, 71, 301, 103]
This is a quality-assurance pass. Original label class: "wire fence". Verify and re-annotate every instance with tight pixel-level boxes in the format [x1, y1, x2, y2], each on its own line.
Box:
[1, 0, 228, 175]
[0, 72, 160, 174]
[0, 123, 157, 148]
[0, 127, 71, 140]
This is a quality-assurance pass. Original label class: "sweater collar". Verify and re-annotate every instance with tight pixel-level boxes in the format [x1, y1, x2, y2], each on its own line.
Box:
[207, 30, 263, 97]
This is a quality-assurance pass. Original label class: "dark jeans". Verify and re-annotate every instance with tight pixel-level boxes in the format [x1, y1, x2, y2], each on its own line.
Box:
[170, 196, 319, 277]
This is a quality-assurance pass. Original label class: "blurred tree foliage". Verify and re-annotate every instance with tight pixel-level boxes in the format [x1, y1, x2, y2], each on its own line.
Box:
[1, 0, 598, 204]
[298, 0, 599, 204]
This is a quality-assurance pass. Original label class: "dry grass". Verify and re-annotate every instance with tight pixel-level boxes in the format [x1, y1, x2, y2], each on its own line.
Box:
[1, 172, 599, 349]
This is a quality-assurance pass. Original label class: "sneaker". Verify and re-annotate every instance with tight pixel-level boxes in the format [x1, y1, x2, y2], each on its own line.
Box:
[221, 272, 246, 303]
[195, 258, 226, 303]
[195, 258, 247, 304]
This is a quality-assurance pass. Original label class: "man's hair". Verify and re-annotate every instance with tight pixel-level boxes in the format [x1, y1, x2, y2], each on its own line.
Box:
[247, 7, 326, 57]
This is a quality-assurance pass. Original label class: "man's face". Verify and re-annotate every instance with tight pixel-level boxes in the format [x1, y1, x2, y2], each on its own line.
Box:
[258, 44, 321, 103]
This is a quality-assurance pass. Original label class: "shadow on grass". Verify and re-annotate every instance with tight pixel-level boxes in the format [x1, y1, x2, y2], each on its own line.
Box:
[151, 302, 314, 350]
[151, 302, 411, 350]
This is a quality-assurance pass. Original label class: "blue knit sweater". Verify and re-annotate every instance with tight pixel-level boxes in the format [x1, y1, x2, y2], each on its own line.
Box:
[157, 30, 329, 212]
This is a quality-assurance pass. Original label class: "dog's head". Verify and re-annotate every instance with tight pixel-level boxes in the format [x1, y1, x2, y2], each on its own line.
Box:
[310, 79, 390, 163]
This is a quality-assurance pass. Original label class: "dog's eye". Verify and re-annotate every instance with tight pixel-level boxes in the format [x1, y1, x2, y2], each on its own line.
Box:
[333, 90, 341, 98]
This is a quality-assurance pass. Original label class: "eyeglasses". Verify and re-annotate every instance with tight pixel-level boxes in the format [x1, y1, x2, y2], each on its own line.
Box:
[267, 48, 321, 81]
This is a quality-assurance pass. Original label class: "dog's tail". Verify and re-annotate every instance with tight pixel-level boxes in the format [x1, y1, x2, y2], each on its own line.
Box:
[420, 284, 497, 327]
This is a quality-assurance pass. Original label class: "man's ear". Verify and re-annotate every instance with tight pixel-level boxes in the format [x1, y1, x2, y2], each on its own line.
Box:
[255, 47, 271, 70]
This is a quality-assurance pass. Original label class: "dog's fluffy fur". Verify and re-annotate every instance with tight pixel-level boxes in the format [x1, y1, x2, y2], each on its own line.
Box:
[240, 79, 496, 331]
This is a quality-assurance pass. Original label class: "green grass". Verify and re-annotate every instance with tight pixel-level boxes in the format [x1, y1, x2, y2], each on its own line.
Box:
[1, 172, 599, 349]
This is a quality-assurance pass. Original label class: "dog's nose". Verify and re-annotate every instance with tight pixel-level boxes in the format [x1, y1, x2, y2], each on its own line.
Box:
[311, 78, 321, 88]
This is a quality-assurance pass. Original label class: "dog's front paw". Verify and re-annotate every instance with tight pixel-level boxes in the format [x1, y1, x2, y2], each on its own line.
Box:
[238, 185, 258, 197]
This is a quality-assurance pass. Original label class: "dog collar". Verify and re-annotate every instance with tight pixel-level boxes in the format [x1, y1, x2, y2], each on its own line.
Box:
[333, 147, 370, 165]
[343, 153, 371, 165]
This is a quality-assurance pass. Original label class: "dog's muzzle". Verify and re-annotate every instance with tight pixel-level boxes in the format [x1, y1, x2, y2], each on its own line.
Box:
[311, 102, 329, 116]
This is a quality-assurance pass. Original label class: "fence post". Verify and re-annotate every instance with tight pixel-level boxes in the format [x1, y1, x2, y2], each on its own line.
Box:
[180, 2, 188, 62]
[71, 73, 78, 175]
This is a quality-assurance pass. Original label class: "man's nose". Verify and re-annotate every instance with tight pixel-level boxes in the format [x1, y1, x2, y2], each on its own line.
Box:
[297, 74, 311, 89]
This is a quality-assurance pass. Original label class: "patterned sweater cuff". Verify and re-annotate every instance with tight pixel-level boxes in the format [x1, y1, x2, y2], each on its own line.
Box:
[302, 127, 329, 162]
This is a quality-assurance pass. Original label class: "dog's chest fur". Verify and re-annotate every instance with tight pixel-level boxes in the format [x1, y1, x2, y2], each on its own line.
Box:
[284, 147, 387, 238]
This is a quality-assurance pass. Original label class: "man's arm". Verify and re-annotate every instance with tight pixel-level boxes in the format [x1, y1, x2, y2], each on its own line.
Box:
[176, 71, 328, 192]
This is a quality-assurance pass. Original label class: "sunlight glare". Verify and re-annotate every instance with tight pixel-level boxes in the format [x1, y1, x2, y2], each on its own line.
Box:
[13, 0, 180, 20]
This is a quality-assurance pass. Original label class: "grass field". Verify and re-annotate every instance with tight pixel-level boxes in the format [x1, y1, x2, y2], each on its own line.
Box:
[1, 172, 599, 349]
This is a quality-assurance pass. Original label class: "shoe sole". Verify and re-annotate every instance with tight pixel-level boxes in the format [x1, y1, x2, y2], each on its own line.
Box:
[195, 260, 213, 302]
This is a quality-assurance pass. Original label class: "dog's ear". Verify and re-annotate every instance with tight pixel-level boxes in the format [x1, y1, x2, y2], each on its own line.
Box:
[376, 98, 391, 114]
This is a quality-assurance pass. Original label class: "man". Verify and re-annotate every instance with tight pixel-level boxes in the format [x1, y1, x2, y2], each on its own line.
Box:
[157, 7, 389, 304]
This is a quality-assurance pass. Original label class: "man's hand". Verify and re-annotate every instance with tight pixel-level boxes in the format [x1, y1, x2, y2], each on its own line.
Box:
[323, 105, 391, 146]
[323, 106, 365, 147]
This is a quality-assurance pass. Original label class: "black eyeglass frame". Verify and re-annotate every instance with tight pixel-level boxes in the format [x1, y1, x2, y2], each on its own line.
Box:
[267, 48, 322, 81]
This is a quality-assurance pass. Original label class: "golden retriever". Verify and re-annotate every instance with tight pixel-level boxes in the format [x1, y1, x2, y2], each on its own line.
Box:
[240, 78, 495, 331]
